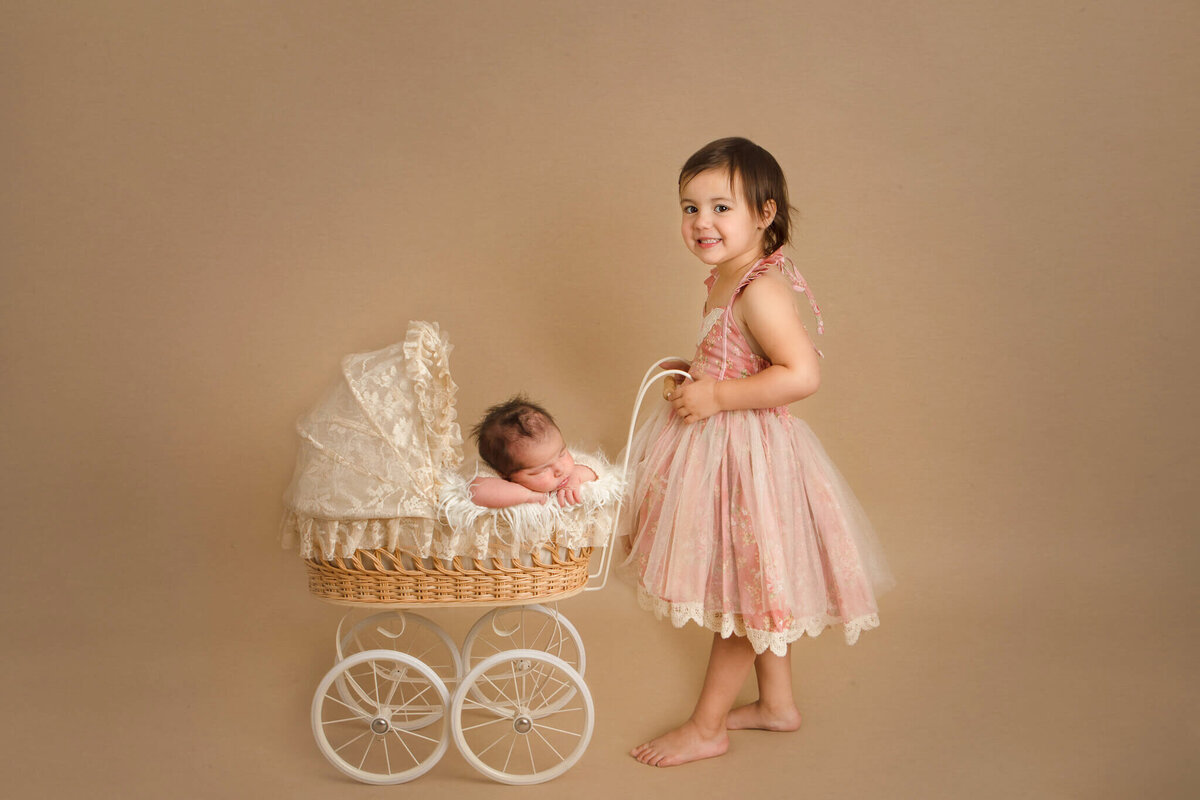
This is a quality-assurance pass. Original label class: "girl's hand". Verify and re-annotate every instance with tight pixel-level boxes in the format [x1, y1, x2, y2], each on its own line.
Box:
[670, 376, 721, 424]
[659, 359, 692, 400]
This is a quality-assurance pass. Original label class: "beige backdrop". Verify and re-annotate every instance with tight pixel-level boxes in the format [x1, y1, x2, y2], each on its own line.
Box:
[2, 1, 1196, 797]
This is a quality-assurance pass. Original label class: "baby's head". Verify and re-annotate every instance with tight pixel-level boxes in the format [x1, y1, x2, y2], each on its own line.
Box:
[472, 395, 576, 493]
[679, 137, 793, 257]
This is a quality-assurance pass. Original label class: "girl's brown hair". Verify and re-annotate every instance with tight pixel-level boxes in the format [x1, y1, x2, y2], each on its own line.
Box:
[679, 137, 793, 256]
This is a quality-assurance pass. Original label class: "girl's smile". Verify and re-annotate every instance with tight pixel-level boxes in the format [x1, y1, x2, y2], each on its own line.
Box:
[679, 168, 774, 275]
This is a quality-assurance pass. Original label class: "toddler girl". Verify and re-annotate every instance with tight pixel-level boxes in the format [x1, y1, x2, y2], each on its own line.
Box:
[622, 137, 893, 767]
[469, 395, 597, 508]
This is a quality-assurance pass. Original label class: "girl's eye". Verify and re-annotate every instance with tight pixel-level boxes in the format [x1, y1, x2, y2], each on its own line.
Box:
[683, 205, 697, 214]
[715, 205, 729, 213]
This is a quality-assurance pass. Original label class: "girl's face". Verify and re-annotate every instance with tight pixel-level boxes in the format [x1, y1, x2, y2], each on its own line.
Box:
[506, 427, 576, 493]
[679, 168, 774, 273]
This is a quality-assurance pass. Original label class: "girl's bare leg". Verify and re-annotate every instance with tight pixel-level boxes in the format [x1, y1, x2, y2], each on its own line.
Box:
[631, 633, 757, 767]
[726, 647, 802, 731]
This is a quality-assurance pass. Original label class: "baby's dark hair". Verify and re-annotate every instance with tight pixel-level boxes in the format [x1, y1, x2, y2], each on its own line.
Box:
[471, 395, 559, 476]
[679, 137, 793, 256]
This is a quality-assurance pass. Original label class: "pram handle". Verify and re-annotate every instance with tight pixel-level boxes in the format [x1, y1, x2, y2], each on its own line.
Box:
[585, 358, 692, 592]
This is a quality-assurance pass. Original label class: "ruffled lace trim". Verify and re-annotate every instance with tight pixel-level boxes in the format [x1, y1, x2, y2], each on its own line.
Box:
[279, 511, 439, 560]
[401, 321, 463, 474]
[636, 587, 880, 654]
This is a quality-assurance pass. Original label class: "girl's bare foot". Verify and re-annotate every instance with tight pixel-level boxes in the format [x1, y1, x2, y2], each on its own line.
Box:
[630, 719, 729, 767]
[726, 700, 802, 731]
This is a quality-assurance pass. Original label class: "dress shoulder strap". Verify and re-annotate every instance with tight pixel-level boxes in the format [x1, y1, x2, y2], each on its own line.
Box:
[725, 251, 826, 359]
[732, 251, 825, 336]
[731, 262, 773, 300]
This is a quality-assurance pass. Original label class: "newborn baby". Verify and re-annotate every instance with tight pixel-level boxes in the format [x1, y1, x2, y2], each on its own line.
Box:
[469, 396, 597, 508]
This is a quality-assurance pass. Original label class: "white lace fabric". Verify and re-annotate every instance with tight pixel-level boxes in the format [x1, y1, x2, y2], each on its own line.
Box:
[280, 321, 623, 561]
[636, 587, 881, 653]
[437, 450, 623, 560]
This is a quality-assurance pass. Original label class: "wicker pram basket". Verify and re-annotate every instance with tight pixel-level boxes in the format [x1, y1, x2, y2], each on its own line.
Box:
[304, 545, 593, 606]
[281, 320, 619, 607]
[283, 331, 684, 786]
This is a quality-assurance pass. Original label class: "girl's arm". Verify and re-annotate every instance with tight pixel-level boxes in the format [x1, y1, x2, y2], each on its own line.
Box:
[673, 273, 820, 420]
[469, 476, 548, 508]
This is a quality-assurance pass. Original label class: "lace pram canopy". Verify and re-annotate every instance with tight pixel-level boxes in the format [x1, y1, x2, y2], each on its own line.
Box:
[280, 321, 622, 562]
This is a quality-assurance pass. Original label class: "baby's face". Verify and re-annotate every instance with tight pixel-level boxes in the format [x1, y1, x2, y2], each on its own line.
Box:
[507, 427, 575, 493]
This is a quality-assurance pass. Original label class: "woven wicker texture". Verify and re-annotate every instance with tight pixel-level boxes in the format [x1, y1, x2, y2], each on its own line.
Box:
[305, 547, 593, 607]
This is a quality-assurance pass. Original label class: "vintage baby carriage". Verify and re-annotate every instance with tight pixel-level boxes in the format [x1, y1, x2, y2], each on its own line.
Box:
[280, 321, 671, 785]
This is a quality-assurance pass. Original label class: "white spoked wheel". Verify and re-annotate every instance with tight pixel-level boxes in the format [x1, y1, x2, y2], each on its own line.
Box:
[452, 649, 594, 785]
[461, 605, 585, 712]
[337, 610, 463, 689]
[312, 649, 450, 785]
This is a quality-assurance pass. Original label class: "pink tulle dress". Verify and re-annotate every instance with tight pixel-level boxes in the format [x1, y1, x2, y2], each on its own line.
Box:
[621, 251, 894, 655]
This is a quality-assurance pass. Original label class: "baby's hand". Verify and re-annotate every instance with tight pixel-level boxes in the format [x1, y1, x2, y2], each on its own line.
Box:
[555, 464, 597, 507]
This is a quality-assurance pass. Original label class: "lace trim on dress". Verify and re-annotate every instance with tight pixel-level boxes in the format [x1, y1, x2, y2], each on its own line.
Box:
[697, 307, 723, 345]
[636, 587, 880, 654]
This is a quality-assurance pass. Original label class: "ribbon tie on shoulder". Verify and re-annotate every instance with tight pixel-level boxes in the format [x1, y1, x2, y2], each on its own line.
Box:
[757, 251, 824, 337]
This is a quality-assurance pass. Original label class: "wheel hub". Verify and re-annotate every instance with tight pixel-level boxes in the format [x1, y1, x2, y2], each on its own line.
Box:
[513, 714, 533, 734]
[370, 716, 390, 735]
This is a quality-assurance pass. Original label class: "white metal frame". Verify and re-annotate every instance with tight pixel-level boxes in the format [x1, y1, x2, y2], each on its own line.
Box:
[584, 357, 690, 592]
